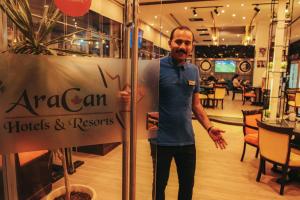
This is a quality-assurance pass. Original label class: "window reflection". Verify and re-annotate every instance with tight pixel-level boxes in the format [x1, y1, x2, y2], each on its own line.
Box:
[7, 1, 122, 58]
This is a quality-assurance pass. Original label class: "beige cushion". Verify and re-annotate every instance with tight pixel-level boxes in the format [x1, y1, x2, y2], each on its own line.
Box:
[291, 148, 300, 155]
[199, 94, 207, 99]
[288, 101, 295, 107]
[289, 151, 300, 167]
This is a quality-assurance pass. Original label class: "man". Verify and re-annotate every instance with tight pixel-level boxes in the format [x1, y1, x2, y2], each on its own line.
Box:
[207, 72, 218, 83]
[232, 73, 243, 89]
[151, 26, 227, 200]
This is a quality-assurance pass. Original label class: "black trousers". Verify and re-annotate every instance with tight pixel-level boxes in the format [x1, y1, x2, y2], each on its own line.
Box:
[151, 144, 196, 200]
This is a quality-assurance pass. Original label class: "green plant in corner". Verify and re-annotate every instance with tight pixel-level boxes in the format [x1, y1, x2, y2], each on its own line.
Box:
[267, 62, 273, 69]
[281, 61, 287, 69]
[264, 110, 270, 118]
[0, 0, 85, 55]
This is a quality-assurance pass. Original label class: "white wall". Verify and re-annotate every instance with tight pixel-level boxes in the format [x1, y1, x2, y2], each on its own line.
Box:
[139, 21, 170, 51]
[253, 21, 269, 87]
[90, 0, 123, 23]
[91, 1, 169, 50]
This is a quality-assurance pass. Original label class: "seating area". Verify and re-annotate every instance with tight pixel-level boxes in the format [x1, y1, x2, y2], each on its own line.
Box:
[242, 87, 257, 105]
[207, 86, 226, 109]
[1, 0, 300, 199]
[256, 121, 300, 195]
[232, 86, 244, 100]
[287, 91, 300, 114]
[0, 151, 52, 200]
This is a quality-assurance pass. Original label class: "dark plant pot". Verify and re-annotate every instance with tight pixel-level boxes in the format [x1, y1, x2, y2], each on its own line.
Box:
[46, 184, 96, 200]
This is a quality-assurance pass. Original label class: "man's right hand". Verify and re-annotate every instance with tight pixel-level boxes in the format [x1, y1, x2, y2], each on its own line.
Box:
[119, 87, 131, 111]
[119, 90, 131, 103]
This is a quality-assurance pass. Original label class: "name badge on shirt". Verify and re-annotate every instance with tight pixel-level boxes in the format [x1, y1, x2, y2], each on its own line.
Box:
[188, 80, 196, 86]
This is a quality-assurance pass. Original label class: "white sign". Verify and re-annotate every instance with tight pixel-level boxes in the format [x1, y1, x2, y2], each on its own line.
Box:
[0, 55, 122, 153]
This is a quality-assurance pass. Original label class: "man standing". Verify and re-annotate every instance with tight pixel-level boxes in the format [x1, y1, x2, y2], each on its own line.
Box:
[207, 72, 218, 83]
[151, 26, 227, 200]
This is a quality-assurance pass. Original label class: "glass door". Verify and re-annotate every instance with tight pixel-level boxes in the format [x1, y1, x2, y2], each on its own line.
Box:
[0, 1, 133, 200]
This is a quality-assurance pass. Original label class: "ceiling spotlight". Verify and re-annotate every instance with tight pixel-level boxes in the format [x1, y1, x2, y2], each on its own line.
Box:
[214, 7, 219, 15]
[254, 5, 260, 12]
[193, 9, 197, 16]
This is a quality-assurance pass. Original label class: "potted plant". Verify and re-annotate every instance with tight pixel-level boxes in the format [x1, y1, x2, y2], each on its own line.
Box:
[267, 62, 273, 69]
[264, 110, 271, 119]
[0, 0, 95, 199]
[46, 150, 96, 200]
[0, 0, 88, 55]
[280, 61, 287, 71]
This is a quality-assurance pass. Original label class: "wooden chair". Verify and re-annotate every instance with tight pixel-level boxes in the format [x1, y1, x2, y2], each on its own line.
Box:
[287, 91, 300, 114]
[256, 121, 300, 195]
[208, 86, 226, 109]
[240, 109, 263, 162]
[230, 80, 243, 100]
[199, 93, 208, 106]
[242, 87, 256, 105]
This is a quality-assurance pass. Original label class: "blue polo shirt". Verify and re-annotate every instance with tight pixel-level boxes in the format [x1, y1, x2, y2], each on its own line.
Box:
[155, 56, 200, 146]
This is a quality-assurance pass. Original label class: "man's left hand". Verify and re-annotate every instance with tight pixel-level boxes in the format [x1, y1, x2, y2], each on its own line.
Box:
[208, 127, 227, 149]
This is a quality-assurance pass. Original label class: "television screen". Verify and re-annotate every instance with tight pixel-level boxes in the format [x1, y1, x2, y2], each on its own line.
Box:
[215, 60, 236, 73]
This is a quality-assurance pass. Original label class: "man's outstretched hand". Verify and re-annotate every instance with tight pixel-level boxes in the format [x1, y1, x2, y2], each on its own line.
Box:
[208, 127, 227, 149]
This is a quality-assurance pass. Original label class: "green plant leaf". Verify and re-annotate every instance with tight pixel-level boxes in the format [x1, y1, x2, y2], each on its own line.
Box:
[1, 0, 93, 57]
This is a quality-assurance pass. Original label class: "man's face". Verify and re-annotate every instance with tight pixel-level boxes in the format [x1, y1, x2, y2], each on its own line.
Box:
[169, 29, 193, 63]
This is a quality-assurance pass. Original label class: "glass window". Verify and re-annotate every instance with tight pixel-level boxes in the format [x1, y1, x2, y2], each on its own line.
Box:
[89, 10, 100, 32]
[103, 39, 110, 57]
[29, 0, 46, 16]
[103, 16, 111, 36]
[5, 0, 122, 58]
[111, 20, 121, 58]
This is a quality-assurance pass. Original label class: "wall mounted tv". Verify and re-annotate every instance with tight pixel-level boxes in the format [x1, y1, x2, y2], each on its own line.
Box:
[214, 60, 236, 73]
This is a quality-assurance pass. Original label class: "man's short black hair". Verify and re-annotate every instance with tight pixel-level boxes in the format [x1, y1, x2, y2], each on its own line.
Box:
[169, 26, 194, 41]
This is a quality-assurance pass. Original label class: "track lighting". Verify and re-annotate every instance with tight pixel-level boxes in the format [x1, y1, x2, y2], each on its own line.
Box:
[193, 9, 197, 16]
[254, 5, 260, 13]
[214, 7, 219, 15]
